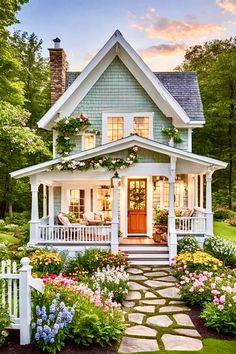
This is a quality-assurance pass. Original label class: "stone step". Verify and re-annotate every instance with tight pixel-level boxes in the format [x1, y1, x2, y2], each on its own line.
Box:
[128, 259, 170, 265]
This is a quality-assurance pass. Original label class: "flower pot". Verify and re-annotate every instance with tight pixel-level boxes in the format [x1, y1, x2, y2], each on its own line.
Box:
[168, 137, 174, 147]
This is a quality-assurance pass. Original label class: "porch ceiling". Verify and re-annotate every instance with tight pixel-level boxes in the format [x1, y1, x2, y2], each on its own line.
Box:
[10, 135, 227, 179]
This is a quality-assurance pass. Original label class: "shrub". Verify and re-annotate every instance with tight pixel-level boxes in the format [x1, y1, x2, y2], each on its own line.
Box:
[214, 208, 234, 220]
[201, 274, 236, 334]
[4, 211, 30, 226]
[228, 216, 236, 227]
[0, 279, 11, 347]
[153, 208, 168, 225]
[177, 236, 200, 254]
[0, 244, 11, 262]
[92, 265, 129, 303]
[172, 251, 223, 277]
[203, 235, 236, 265]
[64, 248, 128, 276]
[30, 249, 63, 275]
[32, 294, 75, 353]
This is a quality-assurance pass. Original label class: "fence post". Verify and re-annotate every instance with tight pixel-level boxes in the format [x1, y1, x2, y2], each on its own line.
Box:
[19, 257, 32, 345]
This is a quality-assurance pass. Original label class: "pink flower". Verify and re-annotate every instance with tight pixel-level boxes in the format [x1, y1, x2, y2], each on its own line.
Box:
[211, 283, 216, 289]
[217, 305, 224, 311]
[213, 297, 220, 305]
[189, 287, 194, 293]
[219, 295, 225, 303]
[211, 289, 220, 296]
[232, 296, 236, 303]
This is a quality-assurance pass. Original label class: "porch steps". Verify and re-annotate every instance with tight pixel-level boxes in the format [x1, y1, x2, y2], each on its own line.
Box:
[119, 244, 169, 265]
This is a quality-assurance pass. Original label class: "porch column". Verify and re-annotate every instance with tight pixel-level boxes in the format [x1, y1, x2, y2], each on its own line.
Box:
[200, 174, 204, 209]
[205, 171, 213, 236]
[29, 176, 40, 245]
[111, 172, 119, 254]
[168, 157, 177, 263]
[48, 186, 54, 225]
[43, 184, 47, 218]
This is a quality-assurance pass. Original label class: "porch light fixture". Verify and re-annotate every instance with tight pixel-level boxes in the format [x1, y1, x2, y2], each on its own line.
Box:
[111, 171, 120, 188]
[153, 176, 160, 190]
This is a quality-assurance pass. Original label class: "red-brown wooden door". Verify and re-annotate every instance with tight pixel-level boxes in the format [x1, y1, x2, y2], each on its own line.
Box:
[128, 179, 147, 234]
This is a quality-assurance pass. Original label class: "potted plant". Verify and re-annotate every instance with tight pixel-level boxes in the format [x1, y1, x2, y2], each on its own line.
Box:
[161, 127, 183, 146]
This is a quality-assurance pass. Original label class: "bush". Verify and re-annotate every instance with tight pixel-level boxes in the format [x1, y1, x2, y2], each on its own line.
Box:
[30, 249, 63, 275]
[153, 208, 168, 225]
[92, 265, 129, 303]
[201, 274, 236, 334]
[177, 236, 200, 254]
[4, 211, 30, 226]
[214, 208, 234, 220]
[64, 248, 128, 276]
[228, 216, 236, 227]
[203, 235, 236, 265]
[0, 244, 11, 262]
[0, 279, 11, 347]
[172, 251, 223, 277]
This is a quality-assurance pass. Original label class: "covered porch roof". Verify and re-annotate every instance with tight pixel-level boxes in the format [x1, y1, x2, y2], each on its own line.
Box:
[10, 135, 227, 179]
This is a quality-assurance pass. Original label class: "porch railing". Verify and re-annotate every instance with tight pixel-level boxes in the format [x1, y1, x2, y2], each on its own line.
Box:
[38, 225, 111, 243]
[175, 216, 207, 234]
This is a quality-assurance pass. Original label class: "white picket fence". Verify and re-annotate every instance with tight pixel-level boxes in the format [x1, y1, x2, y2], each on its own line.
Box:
[0, 257, 44, 345]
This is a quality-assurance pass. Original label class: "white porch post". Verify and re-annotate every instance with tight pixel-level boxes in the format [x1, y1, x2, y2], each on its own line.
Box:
[111, 172, 119, 254]
[168, 157, 177, 263]
[29, 176, 40, 245]
[43, 184, 47, 218]
[205, 171, 213, 236]
[48, 186, 54, 225]
[200, 174, 204, 209]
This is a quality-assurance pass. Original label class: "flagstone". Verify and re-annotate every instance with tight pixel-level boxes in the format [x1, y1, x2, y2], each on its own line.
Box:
[143, 271, 167, 277]
[144, 291, 157, 298]
[144, 280, 174, 288]
[162, 334, 203, 351]
[173, 314, 195, 327]
[169, 300, 185, 304]
[128, 313, 144, 324]
[123, 301, 136, 308]
[159, 305, 190, 313]
[174, 328, 201, 337]
[147, 315, 173, 327]
[118, 337, 159, 353]
[129, 275, 147, 281]
[157, 275, 177, 282]
[127, 268, 143, 274]
[141, 299, 166, 305]
[156, 286, 181, 299]
[134, 305, 155, 313]
[126, 291, 142, 300]
[125, 325, 157, 337]
[141, 267, 152, 271]
[128, 281, 147, 291]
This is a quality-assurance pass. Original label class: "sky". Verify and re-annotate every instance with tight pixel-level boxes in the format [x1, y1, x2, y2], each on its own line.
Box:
[12, 0, 236, 71]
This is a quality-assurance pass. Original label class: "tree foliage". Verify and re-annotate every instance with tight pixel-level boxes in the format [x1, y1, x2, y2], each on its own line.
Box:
[177, 38, 236, 209]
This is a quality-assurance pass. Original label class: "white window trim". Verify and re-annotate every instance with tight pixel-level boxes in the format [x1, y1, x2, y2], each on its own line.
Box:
[102, 112, 154, 144]
[81, 133, 96, 151]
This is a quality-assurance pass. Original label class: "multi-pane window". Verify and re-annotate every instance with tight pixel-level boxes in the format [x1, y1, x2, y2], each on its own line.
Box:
[83, 134, 95, 150]
[107, 117, 124, 142]
[96, 186, 112, 220]
[133, 117, 149, 138]
[162, 181, 183, 208]
[69, 189, 85, 220]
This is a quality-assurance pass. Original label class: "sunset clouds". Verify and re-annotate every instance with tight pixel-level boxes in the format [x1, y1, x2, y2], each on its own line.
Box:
[139, 44, 186, 59]
[132, 8, 224, 41]
[216, 0, 236, 13]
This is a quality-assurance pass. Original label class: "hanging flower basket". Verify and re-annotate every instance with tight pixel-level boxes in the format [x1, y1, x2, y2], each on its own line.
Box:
[161, 127, 183, 145]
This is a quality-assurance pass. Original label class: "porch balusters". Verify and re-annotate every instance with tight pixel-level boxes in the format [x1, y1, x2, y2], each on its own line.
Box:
[205, 170, 213, 236]
[168, 157, 177, 262]
[111, 172, 119, 254]
[29, 176, 40, 245]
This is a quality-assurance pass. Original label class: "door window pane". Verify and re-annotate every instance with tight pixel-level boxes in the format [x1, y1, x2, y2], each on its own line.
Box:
[107, 117, 124, 142]
[133, 117, 149, 138]
[129, 180, 146, 210]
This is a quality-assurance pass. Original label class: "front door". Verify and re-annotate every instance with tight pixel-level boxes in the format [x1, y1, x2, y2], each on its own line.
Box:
[128, 178, 147, 234]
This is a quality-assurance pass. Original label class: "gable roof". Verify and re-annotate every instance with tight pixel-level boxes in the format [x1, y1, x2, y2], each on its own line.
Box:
[38, 30, 201, 130]
[10, 135, 227, 179]
[65, 71, 204, 123]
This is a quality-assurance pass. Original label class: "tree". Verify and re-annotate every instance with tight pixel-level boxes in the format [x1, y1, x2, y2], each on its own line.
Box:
[10, 31, 50, 127]
[0, 0, 29, 105]
[177, 39, 236, 209]
[0, 101, 50, 217]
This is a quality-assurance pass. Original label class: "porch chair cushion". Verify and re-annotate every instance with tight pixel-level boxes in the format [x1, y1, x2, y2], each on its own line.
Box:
[57, 213, 70, 225]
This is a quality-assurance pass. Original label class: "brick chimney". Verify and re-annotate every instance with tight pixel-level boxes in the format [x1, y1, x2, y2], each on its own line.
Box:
[48, 38, 67, 105]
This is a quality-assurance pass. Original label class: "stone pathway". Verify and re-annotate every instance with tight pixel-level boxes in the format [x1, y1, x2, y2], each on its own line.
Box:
[118, 266, 202, 353]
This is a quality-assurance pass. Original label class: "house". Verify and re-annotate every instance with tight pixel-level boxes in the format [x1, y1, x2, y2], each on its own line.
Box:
[10, 30, 227, 265]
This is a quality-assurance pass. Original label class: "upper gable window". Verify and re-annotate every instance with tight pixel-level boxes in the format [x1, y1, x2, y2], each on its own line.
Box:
[102, 113, 153, 144]
[133, 117, 149, 138]
[82, 133, 96, 151]
[107, 117, 124, 142]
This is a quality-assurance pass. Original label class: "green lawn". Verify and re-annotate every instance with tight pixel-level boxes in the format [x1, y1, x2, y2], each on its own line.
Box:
[138, 338, 236, 354]
[0, 232, 19, 244]
[213, 221, 236, 244]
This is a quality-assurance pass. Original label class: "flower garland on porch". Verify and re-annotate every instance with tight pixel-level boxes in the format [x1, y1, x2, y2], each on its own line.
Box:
[54, 114, 100, 155]
[55, 146, 139, 172]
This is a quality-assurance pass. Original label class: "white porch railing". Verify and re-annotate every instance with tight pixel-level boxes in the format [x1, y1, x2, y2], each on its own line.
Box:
[39, 225, 111, 243]
[175, 216, 207, 234]
[0, 257, 44, 345]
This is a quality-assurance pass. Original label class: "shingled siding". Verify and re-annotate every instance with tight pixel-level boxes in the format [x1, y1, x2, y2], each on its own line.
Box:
[71, 57, 189, 153]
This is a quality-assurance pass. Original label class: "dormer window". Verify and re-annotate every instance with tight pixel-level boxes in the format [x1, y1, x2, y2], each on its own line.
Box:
[102, 112, 153, 144]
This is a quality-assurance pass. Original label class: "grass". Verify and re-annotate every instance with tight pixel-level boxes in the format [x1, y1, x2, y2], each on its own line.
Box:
[138, 338, 236, 354]
[213, 221, 236, 244]
[0, 231, 19, 244]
